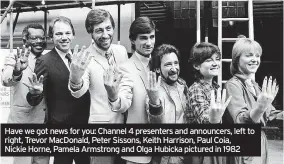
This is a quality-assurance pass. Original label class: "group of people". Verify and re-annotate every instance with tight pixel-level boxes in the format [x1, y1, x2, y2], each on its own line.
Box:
[2, 7, 283, 164]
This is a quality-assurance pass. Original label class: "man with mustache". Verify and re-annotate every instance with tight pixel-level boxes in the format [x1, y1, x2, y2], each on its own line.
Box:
[68, 8, 128, 164]
[1, 23, 49, 164]
[26, 16, 90, 164]
[103, 16, 156, 164]
[145, 44, 189, 164]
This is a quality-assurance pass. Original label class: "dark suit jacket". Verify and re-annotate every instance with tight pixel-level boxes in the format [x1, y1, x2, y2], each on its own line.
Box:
[27, 48, 90, 124]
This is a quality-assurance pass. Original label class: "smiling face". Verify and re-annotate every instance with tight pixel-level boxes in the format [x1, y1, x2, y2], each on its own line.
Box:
[52, 21, 74, 53]
[132, 30, 155, 57]
[26, 28, 46, 56]
[238, 50, 261, 75]
[92, 18, 114, 51]
[194, 53, 221, 79]
[159, 52, 180, 85]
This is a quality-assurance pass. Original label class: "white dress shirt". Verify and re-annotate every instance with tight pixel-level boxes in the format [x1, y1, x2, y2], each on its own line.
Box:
[134, 51, 151, 72]
[55, 47, 72, 70]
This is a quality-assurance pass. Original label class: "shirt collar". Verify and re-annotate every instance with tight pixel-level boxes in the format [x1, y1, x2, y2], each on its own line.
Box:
[134, 51, 151, 68]
[234, 72, 258, 86]
[197, 79, 219, 90]
[55, 47, 72, 58]
[29, 51, 37, 60]
[245, 79, 254, 87]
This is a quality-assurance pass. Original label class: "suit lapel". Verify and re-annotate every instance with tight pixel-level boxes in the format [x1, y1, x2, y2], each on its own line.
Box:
[51, 48, 69, 75]
[87, 44, 108, 70]
[131, 54, 148, 89]
[177, 82, 187, 112]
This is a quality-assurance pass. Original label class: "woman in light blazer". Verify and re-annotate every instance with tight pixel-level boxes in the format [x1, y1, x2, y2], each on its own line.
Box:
[225, 38, 283, 164]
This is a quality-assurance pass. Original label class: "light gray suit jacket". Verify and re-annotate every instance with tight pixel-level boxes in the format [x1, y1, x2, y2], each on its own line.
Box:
[69, 43, 128, 124]
[1, 52, 45, 123]
[110, 53, 151, 163]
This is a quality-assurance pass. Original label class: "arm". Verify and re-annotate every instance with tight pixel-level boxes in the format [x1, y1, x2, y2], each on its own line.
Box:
[146, 98, 164, 123]
[226, 81, 261, 124]
[145, 72, 163, 123]
[68, 45, 91, 98]
[226, 76, 279, 124]
[265, 106, 283, 122]
[68, 65, 90, 98]
[109, 65, 134, 114]
[1, 53, 22, 86]
[2, 46, 30, 86]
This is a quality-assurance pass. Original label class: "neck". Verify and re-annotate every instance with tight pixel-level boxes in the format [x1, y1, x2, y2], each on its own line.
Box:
[202, 76, 213, 85]
[94, 43, 108, 52]
[162, 76, 177, 86]
[243, 73, 255, 81]
[55, 46, 69, 53]
[238, 69, 255, 81]
[136, 51, 150, 58]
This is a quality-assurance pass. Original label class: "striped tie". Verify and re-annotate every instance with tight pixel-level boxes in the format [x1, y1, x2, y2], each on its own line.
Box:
[106, 50, 116, 67]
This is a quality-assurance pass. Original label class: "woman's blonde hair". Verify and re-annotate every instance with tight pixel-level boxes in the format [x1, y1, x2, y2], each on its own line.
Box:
[230, 38, 262, 75]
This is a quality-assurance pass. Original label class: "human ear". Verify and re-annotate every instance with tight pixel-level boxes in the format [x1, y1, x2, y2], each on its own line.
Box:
[193, 64, 200, 70]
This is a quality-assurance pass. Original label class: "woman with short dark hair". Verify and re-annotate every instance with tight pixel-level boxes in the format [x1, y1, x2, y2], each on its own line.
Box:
[186, 42, 231, 164]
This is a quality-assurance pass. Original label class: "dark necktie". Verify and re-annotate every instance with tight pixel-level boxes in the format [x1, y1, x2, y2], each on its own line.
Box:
[65, 53, 72, 67]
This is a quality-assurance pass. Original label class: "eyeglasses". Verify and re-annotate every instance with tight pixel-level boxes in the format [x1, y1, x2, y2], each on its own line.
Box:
[28, 36, 46, 41]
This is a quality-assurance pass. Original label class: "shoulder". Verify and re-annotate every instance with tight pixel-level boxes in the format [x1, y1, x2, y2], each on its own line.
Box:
[111, 44, 127, 51]
[38, 49, 55, 61]
[188, 82, 206, 97]
[177, 77, 188, 91]
[188, 82, 201, 91]
[226, 76, 243, 88]
[85, 44, 93, 52]
[119, 59, 134, 70]
[177, 77, 187, 85]
[225, 77, 246, 95]
[111, 44, 128, 56]
[188, 82, 208, 103]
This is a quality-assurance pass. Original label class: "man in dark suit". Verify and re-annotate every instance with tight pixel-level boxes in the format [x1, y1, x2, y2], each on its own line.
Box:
[26, 16, 90, 164]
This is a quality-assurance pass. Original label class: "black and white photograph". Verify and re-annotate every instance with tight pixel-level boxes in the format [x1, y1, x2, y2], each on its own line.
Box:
[0, 0, 283, 164]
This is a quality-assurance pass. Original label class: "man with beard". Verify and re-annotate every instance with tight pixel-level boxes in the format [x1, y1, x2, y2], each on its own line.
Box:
[103, 16, 156, 164]
[68, 9, 128, 164]
[145, 44, 189, 164]
[1, 23, 49, 164]
[26, 16, 90, 164]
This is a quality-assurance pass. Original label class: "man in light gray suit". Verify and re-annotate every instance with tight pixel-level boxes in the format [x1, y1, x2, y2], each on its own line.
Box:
[1, 23, 49, 164]
[68, 8, 128, 164]
[104, 16, 156, 164]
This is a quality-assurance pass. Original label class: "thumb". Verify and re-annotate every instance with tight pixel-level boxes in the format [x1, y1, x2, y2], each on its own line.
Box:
[223, 96, 232, 109]
[22, 81, 32, 88]
[116, 73, 123, 85]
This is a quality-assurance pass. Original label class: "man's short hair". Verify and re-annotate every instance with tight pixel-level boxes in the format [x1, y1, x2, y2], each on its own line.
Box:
[188, 42, 221, 80]
[85, 8, 115, 34]
[22, 23, 45, 43]
[129, 17, 156, 50]
[48, 16, 75, 39]
[151, 44, 180, 71]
